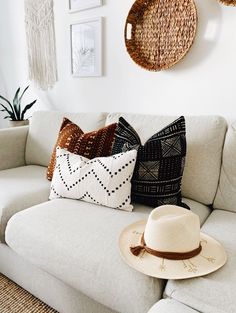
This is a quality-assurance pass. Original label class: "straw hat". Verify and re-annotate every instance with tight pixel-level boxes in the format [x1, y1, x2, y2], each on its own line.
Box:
[119, 205, 227, 280]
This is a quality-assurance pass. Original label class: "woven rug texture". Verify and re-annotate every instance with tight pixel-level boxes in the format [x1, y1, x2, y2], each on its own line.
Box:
[0, 274, 58, 313]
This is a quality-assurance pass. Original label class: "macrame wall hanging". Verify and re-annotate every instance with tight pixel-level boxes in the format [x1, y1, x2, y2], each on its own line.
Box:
[25, 0, 58, 90]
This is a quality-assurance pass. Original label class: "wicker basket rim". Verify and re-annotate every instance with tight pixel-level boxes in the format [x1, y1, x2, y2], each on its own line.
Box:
[124, 0, 198, 71]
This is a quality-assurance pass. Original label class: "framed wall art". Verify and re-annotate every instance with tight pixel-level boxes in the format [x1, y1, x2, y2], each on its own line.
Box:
[69, 0, 102, 12]
[70, 17, 102, 77]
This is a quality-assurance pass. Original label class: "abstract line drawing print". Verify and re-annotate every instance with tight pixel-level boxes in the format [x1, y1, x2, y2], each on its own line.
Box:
[71, 18, 102, 77]
[73, 24, 95, 74]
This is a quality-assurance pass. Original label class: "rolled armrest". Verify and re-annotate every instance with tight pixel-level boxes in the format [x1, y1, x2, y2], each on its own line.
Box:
[0, 126, 29, 170]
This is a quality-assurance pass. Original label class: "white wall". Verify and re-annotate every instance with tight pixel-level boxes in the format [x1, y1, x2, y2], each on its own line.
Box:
[0, 0, 236, 128]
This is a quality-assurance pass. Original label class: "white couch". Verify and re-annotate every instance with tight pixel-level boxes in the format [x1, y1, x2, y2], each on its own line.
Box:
[0, 111, 235, 313]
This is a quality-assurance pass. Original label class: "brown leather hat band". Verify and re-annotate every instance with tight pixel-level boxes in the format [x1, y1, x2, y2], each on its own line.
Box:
[130, 233, 202, 260]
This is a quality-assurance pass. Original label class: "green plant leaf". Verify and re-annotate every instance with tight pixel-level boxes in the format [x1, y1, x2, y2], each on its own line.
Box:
[21, 99, 36, 120]
[4, 116, 11, 119]
[0, 95, 17, 120]
[0, 103, 15, 119]
[18, 86, 30, 120]
[13, 87, 21, 120]
[13, 87, 20, 103]
[0, 94, 12, 106]
[19, 86, 29, 103]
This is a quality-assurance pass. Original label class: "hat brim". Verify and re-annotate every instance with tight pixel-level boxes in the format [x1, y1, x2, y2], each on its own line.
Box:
[119, 219, 227, 280]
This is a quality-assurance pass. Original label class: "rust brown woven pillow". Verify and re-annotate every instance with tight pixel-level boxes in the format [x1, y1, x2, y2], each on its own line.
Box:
[47, 118, 117, 181]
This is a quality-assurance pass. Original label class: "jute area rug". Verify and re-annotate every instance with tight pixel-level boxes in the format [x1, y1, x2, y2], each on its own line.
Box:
[0, 274, 58, 313]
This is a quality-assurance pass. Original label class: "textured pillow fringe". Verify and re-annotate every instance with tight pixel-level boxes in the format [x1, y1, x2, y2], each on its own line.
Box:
[25, 0, 58, 90]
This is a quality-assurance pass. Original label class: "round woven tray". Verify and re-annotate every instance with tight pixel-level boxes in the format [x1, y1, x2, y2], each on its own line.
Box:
[125, 0, 198, 71]
[219, 0, 236, 6]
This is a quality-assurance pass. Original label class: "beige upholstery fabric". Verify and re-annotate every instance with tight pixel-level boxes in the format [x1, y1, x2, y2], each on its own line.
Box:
[148, 299, 199, 313]
[0, 243, 116, 313]
[134, 199, 210, 227]
[6, 199, 164, 313]
[214, 123, 236, 212]
[5, 198, 210, 313]
[25, 111, 108, 167]
[182, 198, 211, 225]
[0, 165, 50, 242]
[0, 126, 28, 170]
[165, 209, 236, 313]
[106, 113, 227, 205]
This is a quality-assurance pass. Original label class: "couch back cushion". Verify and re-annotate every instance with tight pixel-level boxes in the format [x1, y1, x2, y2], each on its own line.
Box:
[213, 123, 236, 212]
[106, 113, 227, 205]
[25, 111, 108, 167]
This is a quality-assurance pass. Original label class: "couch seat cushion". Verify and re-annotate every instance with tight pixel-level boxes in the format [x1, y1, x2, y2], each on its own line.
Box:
[5, 198, 210, 313]
[148, 299, 199, 313]
[0, 165, 50, 242]
[165, 210, 236, 313]
[6, 199, 163, 313]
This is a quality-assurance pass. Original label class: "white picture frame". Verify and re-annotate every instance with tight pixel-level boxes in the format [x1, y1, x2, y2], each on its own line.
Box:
[69, 0, 102, 13]
[70, 17, 102, 77]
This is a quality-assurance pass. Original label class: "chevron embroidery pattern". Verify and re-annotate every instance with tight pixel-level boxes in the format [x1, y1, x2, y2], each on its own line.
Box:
[50, 147, 137, 211]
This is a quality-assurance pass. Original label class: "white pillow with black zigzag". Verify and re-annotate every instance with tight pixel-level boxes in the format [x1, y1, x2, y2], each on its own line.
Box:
[49, 147, 137, 211]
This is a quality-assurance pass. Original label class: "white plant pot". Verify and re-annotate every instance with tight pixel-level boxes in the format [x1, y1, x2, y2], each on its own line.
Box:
[9, 120, 29, 127]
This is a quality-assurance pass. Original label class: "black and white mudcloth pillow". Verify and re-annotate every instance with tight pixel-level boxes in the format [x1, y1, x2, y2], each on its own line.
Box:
[49, 147, 137, 211]
[112, 116, 188, 208]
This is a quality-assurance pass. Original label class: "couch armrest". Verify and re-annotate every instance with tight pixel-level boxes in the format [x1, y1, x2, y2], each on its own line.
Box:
[0, 126, 29, 170]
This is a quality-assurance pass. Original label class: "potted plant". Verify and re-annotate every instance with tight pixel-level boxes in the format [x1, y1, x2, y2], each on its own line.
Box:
[0, 86, 37, 127]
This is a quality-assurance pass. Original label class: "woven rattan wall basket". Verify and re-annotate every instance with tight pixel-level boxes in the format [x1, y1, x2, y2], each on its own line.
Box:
[219, 0, 236, 6]
[125, 0, 198, 71]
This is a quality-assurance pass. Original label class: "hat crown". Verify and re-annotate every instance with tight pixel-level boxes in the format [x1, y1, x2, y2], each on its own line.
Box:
[144, 205, 200, 253]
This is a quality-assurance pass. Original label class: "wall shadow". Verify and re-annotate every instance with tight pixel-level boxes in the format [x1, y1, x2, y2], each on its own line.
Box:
[169, 0, 223, 72]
